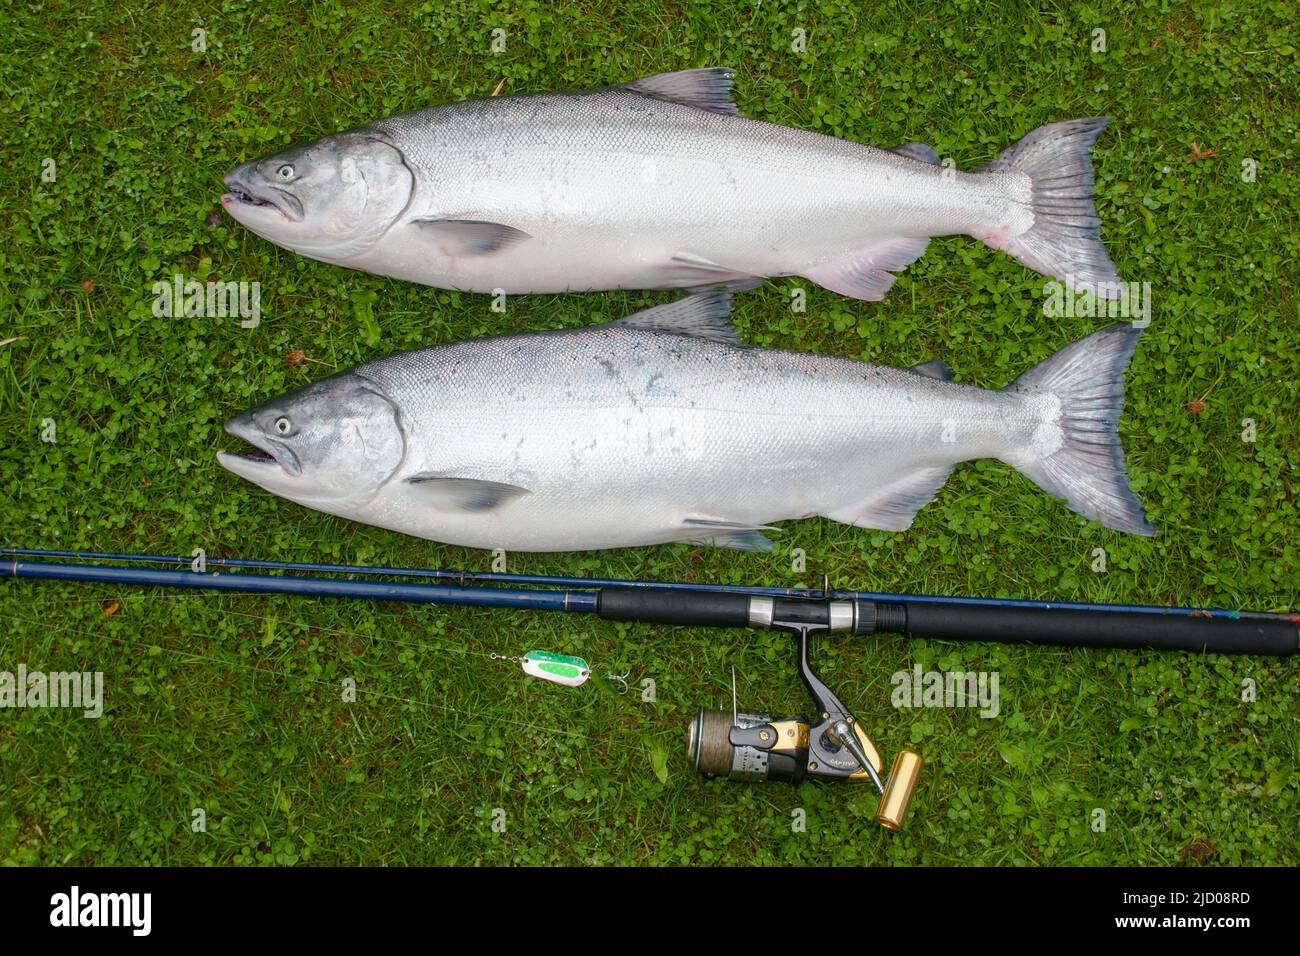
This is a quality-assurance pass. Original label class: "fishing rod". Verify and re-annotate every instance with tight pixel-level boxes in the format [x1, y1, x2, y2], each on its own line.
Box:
[3, 549, 1296, 832]
[2, 547, 1289, 620]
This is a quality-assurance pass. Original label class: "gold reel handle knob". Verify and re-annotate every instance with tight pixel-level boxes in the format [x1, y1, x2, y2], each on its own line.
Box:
[874, 750, 923, 830]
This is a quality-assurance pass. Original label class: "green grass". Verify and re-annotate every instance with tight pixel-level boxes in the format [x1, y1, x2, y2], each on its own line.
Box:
[0, 0, 1296, 865]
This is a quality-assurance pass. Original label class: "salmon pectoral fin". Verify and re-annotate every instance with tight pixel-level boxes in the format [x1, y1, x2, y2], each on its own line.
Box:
[801, 237, 930, 301]
[412, 219, 532, 256]
[676, 517, 777, 552]
[821, 465, 953, 531]
[405, 474, 532, 513]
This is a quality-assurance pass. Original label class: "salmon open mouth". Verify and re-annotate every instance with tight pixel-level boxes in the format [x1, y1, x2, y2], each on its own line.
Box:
[234, 448, 276, 464]
[221, 172, 304, 221]
[217, 416, 302, 479]
[217, 441, 298, 477]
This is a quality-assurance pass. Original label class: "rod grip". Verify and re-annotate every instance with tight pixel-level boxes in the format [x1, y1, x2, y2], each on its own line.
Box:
[596, 588, 750, 628]
[886, 601, 1298, 656]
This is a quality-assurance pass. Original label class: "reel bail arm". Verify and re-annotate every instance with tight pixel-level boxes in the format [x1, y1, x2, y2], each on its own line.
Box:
[786, 615, 922, 829]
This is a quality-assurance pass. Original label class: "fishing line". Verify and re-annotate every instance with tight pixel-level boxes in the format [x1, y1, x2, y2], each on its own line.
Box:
[0, 609, 660, 754]
[31, 589, 546, 663]
[10, 585, 641, 693]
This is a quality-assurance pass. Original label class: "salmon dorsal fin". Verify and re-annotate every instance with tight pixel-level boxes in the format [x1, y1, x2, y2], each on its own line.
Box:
[614, 291, 739, 343]
[623, 68, 739, 116]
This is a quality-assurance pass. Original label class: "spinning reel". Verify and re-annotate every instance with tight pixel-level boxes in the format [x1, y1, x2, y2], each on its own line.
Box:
[684, 597, 923, 829]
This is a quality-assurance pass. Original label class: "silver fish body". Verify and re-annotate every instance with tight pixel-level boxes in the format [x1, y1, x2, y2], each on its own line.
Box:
[218, 295, 1152, 551]
[222, 69, 1125, 301]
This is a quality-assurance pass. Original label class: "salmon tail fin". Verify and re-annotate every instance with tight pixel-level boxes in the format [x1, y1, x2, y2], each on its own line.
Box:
[1004, 323, 1154, 535]
[978, 118, 1126, 300]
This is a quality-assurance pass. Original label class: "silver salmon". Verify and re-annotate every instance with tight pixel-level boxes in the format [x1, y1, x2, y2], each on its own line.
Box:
[217, 294, 1153, 552]
[221, 68, 1126, 301]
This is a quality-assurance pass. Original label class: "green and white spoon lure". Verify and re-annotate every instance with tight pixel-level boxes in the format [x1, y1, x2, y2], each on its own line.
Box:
[492, 650, 591, 688]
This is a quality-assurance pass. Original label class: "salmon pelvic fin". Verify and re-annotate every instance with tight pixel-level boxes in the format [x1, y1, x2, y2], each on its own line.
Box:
[977, 117, 1126, 301]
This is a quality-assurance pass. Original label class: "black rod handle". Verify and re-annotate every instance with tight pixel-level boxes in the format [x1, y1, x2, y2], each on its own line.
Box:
[596, 588, 751, 628]
[885, 601, 1298, 657]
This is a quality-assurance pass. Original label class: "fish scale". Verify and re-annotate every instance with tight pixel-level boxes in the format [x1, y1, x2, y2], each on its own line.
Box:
[218, 294, 1154, 551]
[360, 87, 999, 290]
[222, 68, 1126, 300]
[357, 327, 991, 549]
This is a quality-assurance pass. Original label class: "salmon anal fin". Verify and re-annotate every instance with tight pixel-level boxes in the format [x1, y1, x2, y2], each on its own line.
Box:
[801, 237, 930, 301]
[822, 465, 953, 531]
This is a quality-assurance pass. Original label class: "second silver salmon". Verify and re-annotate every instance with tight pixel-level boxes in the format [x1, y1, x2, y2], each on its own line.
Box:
[217, 293, 1153, 551]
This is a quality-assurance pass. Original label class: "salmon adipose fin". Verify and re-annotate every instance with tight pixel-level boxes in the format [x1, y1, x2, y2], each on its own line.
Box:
[976, 117, 1125, 300]
[1003, 323, 1154, 535]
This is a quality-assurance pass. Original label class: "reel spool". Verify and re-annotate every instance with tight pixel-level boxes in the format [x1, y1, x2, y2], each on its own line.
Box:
[688, 709, 808, 782]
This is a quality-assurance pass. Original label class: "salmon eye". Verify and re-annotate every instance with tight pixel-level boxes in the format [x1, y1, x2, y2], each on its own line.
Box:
[274, 417, 292, 434]
[277, 164, 295, 181]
